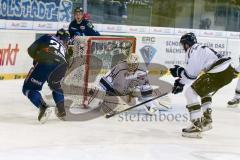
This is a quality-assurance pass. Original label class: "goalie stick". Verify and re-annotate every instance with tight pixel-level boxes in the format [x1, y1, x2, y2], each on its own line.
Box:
[105, 92, 168, 118]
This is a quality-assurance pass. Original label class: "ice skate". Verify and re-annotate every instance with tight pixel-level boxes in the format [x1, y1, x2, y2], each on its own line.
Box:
[227, 98, 240, 108]
[38, 103, 52, 124]
[201, 108, 213, 132]
[182, 118, 202, 138]
[55, 101, 66, 120]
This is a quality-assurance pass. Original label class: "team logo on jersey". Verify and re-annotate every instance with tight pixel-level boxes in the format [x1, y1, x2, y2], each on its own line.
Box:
[140, 45, 157, 66]
[87, 22, 94, 28]
[31, 78, 42, 86]
[80, 26, 85, 30]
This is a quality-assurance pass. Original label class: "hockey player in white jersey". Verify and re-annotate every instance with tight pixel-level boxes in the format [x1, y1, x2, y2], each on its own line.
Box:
[99, 54, 159, 115]
[170, 32, 238, 138]
[227, 78, 240, 107]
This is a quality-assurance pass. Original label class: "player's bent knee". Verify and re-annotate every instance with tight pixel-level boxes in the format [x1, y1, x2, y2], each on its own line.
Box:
[48, 82, 61, 91]
[22, 87, 26, 96]
[22, 85, 29, 96]
[185, 87, 199, 104]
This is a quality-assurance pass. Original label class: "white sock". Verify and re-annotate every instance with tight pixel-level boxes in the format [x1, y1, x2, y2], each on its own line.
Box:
[190, 109, 202, 121]
[202, 102, 211, 113]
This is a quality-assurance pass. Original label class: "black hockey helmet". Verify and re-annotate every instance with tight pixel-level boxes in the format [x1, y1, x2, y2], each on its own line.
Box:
[56, 28, 70, 44]
[180, 32, 197, 46]
[74, 7, 83, 14]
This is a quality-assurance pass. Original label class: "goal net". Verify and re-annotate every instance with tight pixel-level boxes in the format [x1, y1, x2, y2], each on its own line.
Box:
[62, 36, 136, 109]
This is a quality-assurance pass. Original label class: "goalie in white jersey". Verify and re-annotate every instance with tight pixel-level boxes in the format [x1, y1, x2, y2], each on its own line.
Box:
[170, 32, 238, 138]
[99, 54, 159, 115]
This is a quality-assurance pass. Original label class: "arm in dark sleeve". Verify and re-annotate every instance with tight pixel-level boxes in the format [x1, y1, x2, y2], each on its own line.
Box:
[86, 21, 100, 36]
[28, 38, 41, 59]
[27, 35, 49, 60]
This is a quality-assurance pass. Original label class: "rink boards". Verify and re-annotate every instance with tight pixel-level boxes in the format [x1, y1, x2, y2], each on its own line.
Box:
[1, 29, 240, 80]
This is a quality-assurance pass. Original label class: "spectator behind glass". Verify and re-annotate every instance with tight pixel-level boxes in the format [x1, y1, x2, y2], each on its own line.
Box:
[103, 0, 128, 24]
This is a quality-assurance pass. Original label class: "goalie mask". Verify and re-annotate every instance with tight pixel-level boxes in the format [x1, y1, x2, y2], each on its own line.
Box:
[127, 54, 139, 72]
[121, 41, 133, 57]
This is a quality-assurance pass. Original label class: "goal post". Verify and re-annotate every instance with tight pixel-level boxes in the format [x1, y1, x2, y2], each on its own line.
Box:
[63, 36, 137, 108]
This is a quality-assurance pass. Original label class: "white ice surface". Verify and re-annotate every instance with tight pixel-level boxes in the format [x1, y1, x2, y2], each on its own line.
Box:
[0, 78, 240, 160]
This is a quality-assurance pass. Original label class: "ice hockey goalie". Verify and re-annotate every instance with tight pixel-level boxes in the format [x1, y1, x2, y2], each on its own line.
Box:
[90, 54, 162, 115]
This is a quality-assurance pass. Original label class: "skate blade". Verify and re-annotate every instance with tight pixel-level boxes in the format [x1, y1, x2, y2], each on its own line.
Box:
[202, 124, 213, 132]
[227, 104, 239, 108]
[57, 115, 66, 121]
[39, 108, 52, 124]
[54, 108, 66, 121]
[182, 132, 202, 139]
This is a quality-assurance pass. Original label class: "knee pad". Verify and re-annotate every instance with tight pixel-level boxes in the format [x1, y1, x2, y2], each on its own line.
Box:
[22, 87, 43, 107]
[48, 81, 61, 91]
[22, 85, 30, 96]
[48, 63, 67, 91]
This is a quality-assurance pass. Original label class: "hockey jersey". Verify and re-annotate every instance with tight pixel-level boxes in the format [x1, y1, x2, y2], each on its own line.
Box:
[28, 34, 67, 64]
[180, 43, 232, 85]
[99, 61, 152, 96]
[68, 19, 100, 38]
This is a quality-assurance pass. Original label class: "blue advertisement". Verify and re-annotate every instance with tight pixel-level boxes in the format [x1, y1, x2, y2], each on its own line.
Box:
[0, 0, 73, 22]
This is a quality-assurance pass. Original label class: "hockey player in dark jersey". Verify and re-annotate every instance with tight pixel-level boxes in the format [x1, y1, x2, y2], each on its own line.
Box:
[22, 29, 70, 123]
[68, 7, 100, 38]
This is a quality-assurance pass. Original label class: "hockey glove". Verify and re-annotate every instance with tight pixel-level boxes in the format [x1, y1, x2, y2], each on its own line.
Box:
[170, 65, 184, 78]
[172, 79, 184, 94]
[66, 46, 74, 67]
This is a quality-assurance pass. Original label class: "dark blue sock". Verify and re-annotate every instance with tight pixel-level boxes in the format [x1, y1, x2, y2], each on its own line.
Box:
[26, 90, 43, 108]
[52, 89, 64, 105]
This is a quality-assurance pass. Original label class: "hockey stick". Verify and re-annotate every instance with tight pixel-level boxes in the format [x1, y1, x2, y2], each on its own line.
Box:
[105, 92, 168, 118]
[103, 100, 127, 106]
[158, 101, 171, 110]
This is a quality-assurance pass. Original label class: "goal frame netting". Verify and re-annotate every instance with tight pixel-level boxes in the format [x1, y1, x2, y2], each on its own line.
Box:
[65, 36, 136, 108]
